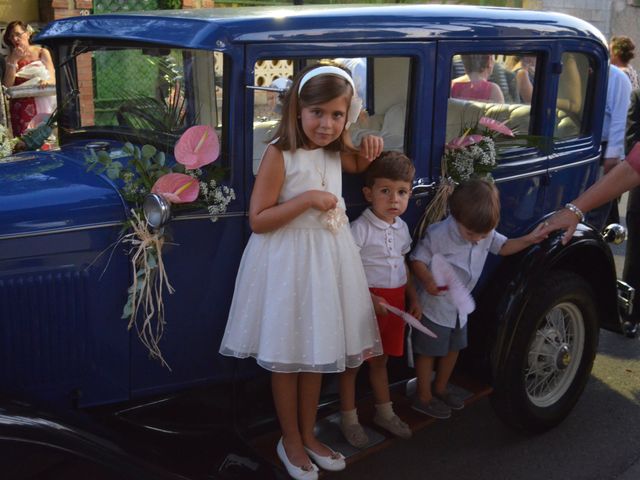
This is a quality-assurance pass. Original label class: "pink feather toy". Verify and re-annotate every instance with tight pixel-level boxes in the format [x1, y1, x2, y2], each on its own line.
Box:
[430, 254, 476, 315]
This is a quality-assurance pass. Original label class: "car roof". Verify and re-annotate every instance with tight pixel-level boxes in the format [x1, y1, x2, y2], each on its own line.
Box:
[38, 4, 606, 51]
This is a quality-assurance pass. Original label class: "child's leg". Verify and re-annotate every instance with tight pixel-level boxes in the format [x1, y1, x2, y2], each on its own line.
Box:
[370, 354, 412, 438]
[272, 372, 312, 468]
[415, 354, 435, 403]
[298, 372, 333, 456]
[368, 354, 390, 404]
[433, 349, 459, 395]
[338, 366, 369, 448]
[338, 366, 360, 412]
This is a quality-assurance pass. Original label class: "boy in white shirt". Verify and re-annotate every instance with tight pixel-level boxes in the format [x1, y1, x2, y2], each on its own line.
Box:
[339, 152, 421, 447]
[410, 179, 546, 418]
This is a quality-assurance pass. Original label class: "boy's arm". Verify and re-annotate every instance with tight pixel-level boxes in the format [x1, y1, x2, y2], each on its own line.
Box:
[405, 260, 422, 319]
[409, 259, 441, 296]
[499, 223, 547, 256]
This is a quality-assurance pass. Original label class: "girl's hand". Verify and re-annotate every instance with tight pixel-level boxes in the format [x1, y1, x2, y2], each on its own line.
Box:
[306, 190, 338, 211]
[371, 294, 389, 316]
[358, 135, 384, 162]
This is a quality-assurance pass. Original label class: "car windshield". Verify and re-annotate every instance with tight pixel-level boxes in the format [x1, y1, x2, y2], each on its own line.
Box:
[58, 44, 224, 146]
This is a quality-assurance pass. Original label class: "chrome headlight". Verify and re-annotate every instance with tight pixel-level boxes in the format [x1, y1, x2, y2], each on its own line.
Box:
[143, 193, 172, 229]
[603, 223, 627, 245]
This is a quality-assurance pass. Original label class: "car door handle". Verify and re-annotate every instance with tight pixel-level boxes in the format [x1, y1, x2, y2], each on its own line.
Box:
[412, 180, 437, 199]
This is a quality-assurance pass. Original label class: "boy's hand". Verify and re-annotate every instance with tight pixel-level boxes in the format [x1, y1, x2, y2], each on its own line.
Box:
[358, 135, 384, 161]
[424, 279, 444, 296]
[528, 222, 549, 244]
[371, 294, 389, 316]
[407, 299, 422, 320]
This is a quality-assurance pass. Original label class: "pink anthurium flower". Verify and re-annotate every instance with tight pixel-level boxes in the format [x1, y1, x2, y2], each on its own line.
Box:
[446, 133, 483, 150]
[479, 116, 514, 137]
[174, 125, 220, 169]
[152, 173, 199, 204]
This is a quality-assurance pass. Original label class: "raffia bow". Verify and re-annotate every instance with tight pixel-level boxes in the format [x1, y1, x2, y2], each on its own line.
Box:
[122, 209, 174, 370]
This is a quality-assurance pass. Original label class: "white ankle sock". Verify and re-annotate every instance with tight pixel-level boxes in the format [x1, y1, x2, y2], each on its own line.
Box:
[374, 401, 395, 420]
[341, 408, 359, 425]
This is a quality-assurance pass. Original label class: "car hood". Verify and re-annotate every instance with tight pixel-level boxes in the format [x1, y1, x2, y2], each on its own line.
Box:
[0, 142, 129, 238]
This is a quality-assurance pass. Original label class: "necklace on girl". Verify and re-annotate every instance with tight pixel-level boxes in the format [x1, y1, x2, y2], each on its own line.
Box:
[315, 155, 327, 188]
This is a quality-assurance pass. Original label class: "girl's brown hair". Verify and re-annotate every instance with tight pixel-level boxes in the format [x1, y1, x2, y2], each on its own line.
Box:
[449, 179, 500, 233]
[3, 21, 31, 50]
[271, 63, 356, 153]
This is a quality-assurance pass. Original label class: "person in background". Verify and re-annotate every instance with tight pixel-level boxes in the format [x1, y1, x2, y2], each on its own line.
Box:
[509, 55, 535, 104]
[3, 21, 56, 136]
[541, 143, 640, 243]
[267, 77, 292, 116]
[334, 57, 367, 108]
[621, 88, 640, 337]
[611, 35, 639, 90]
[451, 54, 505, 103]
[599, 65, 632, 225]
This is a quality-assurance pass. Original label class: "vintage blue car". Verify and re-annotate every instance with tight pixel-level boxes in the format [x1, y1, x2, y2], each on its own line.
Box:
[0, 5, 632, 478]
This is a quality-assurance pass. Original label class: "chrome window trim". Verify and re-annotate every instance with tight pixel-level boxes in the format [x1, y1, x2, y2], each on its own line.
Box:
[0, 212, 246, 241]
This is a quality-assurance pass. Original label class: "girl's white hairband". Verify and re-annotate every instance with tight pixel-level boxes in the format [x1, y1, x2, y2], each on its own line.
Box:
[298, 65, 355, 94]
[297, 65, 362, 128]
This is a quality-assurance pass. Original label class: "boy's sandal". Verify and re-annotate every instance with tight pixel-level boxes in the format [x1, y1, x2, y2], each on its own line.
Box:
[373, 413, 412, 439]
[434, 391, 465, 410]
[340, 421, 369, 449]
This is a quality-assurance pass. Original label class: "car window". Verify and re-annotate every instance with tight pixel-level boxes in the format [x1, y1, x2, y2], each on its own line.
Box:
[251, 56, 411, 174]
[446, 53, 539, 149]
[554, 52, 592, 139]
[63, 46, 225, 149]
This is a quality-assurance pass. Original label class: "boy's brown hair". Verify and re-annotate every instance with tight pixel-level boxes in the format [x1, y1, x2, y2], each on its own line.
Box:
[363, 151, 415, 187]
[449, 179, 500, 233]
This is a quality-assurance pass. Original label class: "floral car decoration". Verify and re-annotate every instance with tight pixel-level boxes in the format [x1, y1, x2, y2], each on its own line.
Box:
[415, 116, 514, 237]
[85, 125, 235, 368]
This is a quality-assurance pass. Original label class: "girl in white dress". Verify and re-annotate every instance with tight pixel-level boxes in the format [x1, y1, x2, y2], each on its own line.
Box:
[219, 64, 383, 480]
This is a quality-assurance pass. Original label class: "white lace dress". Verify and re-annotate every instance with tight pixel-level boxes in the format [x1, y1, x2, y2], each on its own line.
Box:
[219, 147, 381, 373]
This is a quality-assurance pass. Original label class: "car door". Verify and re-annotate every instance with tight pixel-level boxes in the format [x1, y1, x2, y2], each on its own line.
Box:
[244, 41, 437, 230]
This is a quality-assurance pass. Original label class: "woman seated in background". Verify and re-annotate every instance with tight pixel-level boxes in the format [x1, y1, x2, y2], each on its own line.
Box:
[3, 21, 56, 136]
[509, 55, 536, 104]
[451, 54, 504, 103]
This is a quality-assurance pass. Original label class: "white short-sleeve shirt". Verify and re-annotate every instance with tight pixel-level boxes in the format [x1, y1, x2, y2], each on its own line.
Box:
[410, 215, 507, 328]
[351, 208, 412, 289]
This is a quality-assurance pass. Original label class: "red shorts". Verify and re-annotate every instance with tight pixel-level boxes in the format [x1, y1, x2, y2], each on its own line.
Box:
[370, 285, 406, 357]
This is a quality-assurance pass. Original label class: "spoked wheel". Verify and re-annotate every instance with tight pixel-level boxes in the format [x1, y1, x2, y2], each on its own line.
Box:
[491, 271, 599, 433]
[524, 301, 585, 409]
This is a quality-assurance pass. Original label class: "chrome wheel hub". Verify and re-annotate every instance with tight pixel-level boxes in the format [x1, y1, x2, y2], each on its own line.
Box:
[525, 302, 585, 408]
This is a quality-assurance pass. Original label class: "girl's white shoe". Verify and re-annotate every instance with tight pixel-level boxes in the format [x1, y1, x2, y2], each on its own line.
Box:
[304, 445, 346, 471]
[276, 438, 319, 480]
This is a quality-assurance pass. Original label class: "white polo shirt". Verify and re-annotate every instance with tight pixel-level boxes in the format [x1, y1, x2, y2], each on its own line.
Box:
[351, 208, 412, 289]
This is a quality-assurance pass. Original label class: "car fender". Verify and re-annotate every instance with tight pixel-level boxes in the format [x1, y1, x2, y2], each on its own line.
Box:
[467, 223, 618, 382]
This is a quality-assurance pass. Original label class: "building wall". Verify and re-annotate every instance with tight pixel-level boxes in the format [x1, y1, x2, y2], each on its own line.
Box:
[0, 0, 39, 25]
[523, 0, 640, 68]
